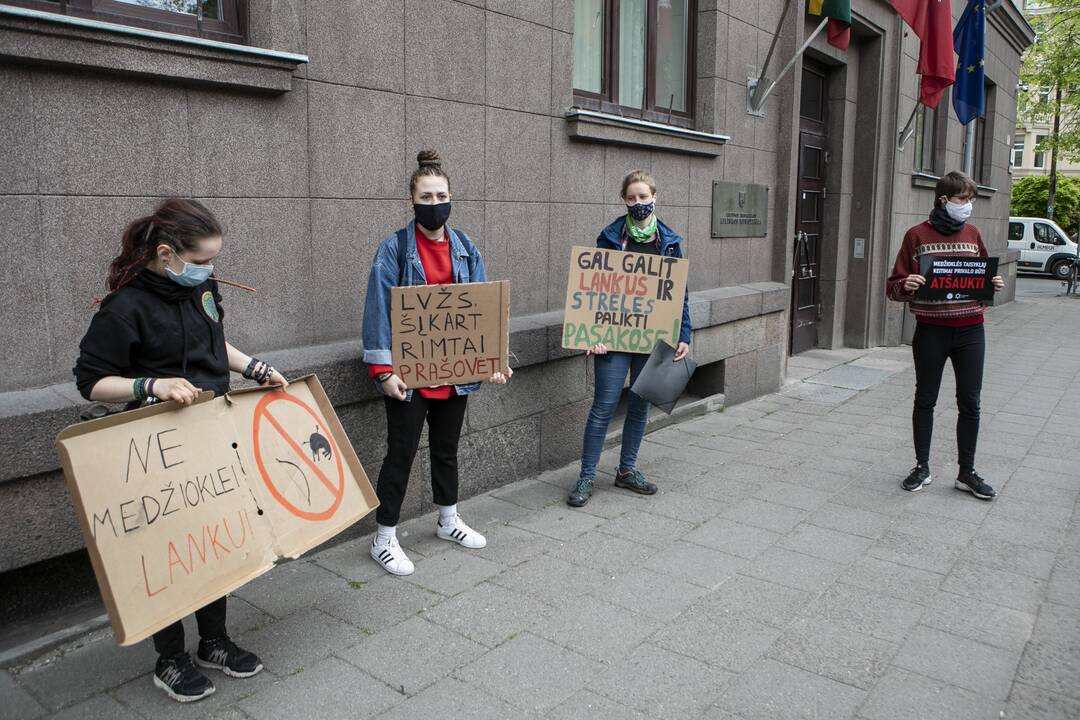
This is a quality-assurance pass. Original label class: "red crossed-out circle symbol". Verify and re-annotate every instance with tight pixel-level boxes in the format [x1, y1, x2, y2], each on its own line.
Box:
[252, 392, 344, 522]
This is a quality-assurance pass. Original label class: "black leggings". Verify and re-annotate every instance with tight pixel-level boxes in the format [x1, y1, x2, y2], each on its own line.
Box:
[375, 393, 468, 527]
[153, 596, 227, 659]
[912, 322, 986, 470]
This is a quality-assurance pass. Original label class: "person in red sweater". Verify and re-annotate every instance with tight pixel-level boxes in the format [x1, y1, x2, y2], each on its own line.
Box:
[361, 150, 511, 576]
[886, 171, 1004, 499]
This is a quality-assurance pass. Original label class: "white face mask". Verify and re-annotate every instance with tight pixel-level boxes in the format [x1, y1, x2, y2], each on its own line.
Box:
[945, 200, 973, 223]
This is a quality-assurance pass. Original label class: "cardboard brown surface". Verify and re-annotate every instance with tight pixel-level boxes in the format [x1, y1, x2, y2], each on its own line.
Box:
[390, 281, 510, 388]
[54, 375, 377, 646]
[562, 246, 689, 354]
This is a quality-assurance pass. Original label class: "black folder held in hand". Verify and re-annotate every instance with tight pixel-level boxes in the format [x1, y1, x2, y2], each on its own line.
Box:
[631, 341, 697, 415]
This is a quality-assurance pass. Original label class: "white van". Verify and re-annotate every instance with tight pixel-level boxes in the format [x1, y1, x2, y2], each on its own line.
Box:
[1008, 217, 1078, 280]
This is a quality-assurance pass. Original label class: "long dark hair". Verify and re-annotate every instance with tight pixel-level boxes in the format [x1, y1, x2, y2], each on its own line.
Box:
[107, 199, 223, 292]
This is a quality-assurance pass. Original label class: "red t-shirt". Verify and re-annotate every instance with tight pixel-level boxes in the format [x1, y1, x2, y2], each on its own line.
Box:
[368, 229, 455, 399]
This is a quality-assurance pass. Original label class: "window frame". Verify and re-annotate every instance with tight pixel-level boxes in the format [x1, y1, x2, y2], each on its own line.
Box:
[1012, 136, 1025, 168]
[571, 0, 698, 130]
[1034, 133, 1047, 168]
[912, 102, 940, 174]
[1034, 222, 1066, 245]
[2, 0, 246, 44]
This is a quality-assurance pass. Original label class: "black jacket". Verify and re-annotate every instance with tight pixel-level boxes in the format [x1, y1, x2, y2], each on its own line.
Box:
[74, 270, 229, 400]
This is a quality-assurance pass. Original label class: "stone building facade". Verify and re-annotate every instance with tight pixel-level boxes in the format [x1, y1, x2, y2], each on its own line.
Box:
[0, 0, 1032, 572]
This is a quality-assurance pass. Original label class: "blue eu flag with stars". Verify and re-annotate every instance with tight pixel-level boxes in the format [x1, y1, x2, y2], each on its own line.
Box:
[952, 0, 986, 125]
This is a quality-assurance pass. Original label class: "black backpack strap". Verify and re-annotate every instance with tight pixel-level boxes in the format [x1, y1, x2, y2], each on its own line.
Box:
[395, 227, 408, 286]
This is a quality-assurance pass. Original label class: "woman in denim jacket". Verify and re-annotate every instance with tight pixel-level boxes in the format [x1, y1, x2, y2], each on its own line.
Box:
[568, 169, 692, 508]
[362, 150, 511, 576]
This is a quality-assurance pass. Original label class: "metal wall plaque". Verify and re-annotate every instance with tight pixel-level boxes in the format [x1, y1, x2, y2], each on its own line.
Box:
[710, 181, 768, 238]
[853, 237, 865, 259]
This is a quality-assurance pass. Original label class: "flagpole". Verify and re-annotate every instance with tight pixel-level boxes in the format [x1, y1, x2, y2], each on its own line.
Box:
[749, 0, 796, 112]
[750, 17, 829, 113]
[962, 121, 976, 175]
[897, 99, 920, 150]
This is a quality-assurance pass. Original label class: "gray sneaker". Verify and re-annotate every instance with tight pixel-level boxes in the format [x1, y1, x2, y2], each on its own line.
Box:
[568, 478, 593, 507]
[613, 468, 657, 495]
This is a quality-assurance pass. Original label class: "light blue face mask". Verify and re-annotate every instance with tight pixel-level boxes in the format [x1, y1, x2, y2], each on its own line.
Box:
[165, 258, 214, 287]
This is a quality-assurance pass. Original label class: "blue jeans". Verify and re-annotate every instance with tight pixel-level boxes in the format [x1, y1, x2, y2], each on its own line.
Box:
[579, 351, 650, 481]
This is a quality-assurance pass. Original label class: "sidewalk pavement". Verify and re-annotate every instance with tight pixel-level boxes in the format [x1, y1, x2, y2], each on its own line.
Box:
[4, 284, 1079, 720]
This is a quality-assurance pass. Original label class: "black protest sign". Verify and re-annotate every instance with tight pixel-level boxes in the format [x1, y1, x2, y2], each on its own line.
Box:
[916, 255, 999, 302]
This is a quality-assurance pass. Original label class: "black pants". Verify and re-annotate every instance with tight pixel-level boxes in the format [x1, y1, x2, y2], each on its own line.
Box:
[912, 322, 986, 470]
[375, 393, 468, 527]
[152, 596, 227, 659]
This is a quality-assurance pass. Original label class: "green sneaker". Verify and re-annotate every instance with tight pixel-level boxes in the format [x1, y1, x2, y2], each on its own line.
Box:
[568, 478, 593, 507]
[613, 468, 657, 495]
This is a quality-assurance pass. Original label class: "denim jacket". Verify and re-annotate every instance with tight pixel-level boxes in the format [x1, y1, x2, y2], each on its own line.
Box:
[361, 221, 487, 398]
[597, 216, 693, 345]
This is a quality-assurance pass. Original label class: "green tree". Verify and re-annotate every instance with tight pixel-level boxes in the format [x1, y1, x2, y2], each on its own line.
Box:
[1011, 175, 1080, 235]
[1018, 1, 1080, 221]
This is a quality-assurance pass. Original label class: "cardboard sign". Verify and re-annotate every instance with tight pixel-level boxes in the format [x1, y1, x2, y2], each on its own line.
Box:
[917, 255, 999, 302]
[54, 376, 377, 646]
[562, 246, 689, 354]
[391, 281, 510, 388]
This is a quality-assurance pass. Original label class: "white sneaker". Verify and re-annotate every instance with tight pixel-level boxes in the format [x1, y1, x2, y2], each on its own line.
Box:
[370, 536, 415, 576]
[436, 515, 487, 549]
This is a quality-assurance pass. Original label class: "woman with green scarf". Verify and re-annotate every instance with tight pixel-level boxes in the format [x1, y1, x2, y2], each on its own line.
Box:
[568, 169, 692, 508]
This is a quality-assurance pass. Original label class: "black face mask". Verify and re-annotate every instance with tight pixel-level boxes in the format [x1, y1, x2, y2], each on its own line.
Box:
[414, 202, 452, 232]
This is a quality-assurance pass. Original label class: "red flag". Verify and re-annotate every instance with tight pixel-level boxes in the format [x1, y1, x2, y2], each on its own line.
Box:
[890, 0, 955, 107]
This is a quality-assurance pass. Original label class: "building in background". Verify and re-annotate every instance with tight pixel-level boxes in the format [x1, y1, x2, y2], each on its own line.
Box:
[0, 0, 1033, 574]
[1012, 0, 1080, 180]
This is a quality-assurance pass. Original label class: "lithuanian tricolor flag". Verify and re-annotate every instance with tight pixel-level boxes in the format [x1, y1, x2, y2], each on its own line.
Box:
[808, 0, 851, 50]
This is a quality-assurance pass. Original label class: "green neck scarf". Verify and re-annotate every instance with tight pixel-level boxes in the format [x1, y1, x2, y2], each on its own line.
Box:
[625, 214, 657, 243]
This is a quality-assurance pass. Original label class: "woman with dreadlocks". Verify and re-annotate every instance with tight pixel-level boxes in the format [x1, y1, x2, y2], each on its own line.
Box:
[73, 198, 285, 703]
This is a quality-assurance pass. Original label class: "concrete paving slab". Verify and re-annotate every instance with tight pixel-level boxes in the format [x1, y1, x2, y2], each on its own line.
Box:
[798, 583, 924, 645]
[0, 669, 45, 720]
[14, 632, 156, 712]
[856, 667, 1003, 720]
[455, 633, 599, 715]
[768, 616, 898, 690]
[403, 549, 504, 597]
[805, 365, 892, 391]
[377, 677, 523, 720]
[589, 643, 735, 718]
[237, 656, 401, 720]
[717, 657, 866, 720]
[336, 616, 487, 696]
[421, 580, 555, 649]
[892, 625, 1021, 701]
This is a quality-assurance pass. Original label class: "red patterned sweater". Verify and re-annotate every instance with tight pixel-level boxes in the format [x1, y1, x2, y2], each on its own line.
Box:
[887, 221, 987, 326]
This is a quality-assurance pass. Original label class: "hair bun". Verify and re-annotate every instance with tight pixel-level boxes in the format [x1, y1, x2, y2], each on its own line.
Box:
[417, 149, 442, 169]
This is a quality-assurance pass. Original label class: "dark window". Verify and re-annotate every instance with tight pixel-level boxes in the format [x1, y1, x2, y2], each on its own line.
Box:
[1034, 222, 1063, 245]
[3, 0, 245, 44]
[799, 68, 825, 122]
[912, 102, 939, 173]
[801, 144, 823, 179]
[963, 80, 995, 184]
[1012, 137, 1025, 168]
[1034, 134, 1048, 168]
[1008, 221, 1025, 241]
[572, 0, 697, 127]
